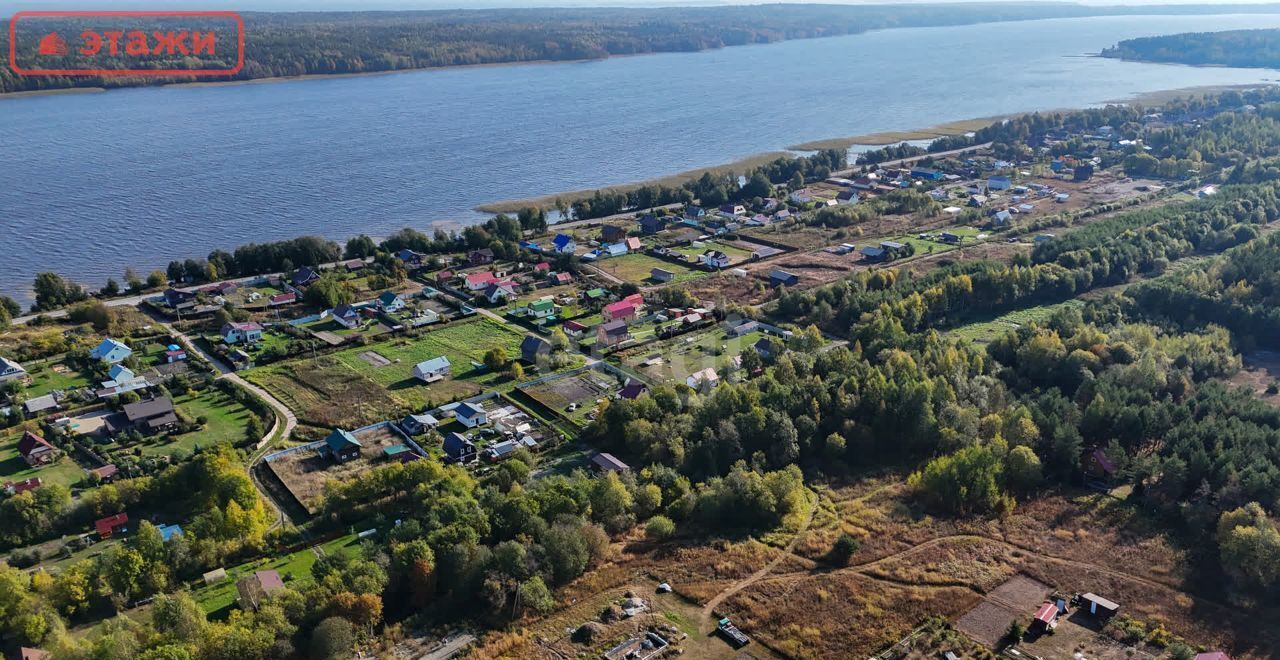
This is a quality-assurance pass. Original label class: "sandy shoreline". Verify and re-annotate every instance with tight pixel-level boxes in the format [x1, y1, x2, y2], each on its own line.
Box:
[476, 83, 1275, 214]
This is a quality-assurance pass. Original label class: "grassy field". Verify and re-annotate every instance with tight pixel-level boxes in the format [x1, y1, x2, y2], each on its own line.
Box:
[590, 253, 703, 284]
[140, 390, 256, 457]
[947, 300, 1085, 344]
[671, 241, 754, 263]
[614, 327, 767, 384]
[22, 361, 92, 398]
[0, 432, 84, 489]
[249, 318, 528, 427]
[333, 318, 526, 409]
[885, 234, 960, 257]
[192, 539, 341, 615]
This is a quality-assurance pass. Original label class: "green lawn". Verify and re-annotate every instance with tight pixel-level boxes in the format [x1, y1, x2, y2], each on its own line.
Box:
[139, 390, 255, 458]
[671, 241, 753, 263]
[947, 300, 1085, 344]
[592, 253, 704, 284]
[23, 362, 92, 398]
[331, 317, 527, 410]
[0, 433, 85, 489]
[885, 235, 959, 257]
[614, 327, 767, 384]
[193, 544, 324, 615]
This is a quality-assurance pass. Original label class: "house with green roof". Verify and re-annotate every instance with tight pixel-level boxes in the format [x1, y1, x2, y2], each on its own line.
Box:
[383, 444, 415, 463]
[323, 429, 362, 463]
[526, 298, 557, 320]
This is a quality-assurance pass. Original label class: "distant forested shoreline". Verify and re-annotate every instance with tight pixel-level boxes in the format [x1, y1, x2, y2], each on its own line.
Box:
[1102, 29, 1280, 69]
[6, 3, 1280, 95]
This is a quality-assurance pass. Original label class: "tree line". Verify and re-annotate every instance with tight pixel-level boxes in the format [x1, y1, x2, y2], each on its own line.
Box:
[1102, 29, 1280, 69]
[9, 4, 1275, 94]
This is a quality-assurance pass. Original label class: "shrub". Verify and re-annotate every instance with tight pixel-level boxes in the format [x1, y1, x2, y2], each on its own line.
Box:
[831, 533, 860, 563]
[645, 515, 675, 539]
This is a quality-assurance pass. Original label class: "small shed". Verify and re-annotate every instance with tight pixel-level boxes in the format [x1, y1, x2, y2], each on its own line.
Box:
[769, 270, 799, 287]
[590, 452, 630, 475]
[1080, 592, 1120, 620]
[203, 568, 228, 585]
[1031, 601, 1058, 631]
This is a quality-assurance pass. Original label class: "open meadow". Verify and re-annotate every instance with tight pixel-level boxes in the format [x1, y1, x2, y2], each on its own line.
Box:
[247, 318, 527, 427]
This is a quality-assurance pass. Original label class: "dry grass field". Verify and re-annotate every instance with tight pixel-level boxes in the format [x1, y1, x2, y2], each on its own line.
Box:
[265, 425, 405, 514]
[558, 477, 1280, 659]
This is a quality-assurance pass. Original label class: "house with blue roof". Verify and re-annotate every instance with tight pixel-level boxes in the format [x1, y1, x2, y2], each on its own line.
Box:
[443, 432, 478, 463]
[413, 356, 451, 383]
[552, 234, 576, 254]
[861, 246, 887, 262]
[604, 242, 628, 257]
[453, 402, 488, 428]
[322, 428, 362, 463]
[158, 523, 184, 542]
[89, 338, 132, 364]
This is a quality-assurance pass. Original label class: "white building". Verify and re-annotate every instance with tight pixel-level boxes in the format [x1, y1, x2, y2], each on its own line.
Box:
[412, 356, 451, 383]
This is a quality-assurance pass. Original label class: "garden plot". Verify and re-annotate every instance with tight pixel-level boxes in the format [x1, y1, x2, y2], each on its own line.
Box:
[519, 370, 618, 417]
[266, 424, 406, 515]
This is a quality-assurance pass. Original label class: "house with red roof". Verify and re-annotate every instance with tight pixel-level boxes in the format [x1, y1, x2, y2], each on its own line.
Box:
[95, 512, 129, 538]
[90, 464, 120, 483]
[5, 477, 42, 495]
[17, 431, 59, 467]
[603, 294, 645, 323]
[268, 292, 297, 307]
[465, 271, 499, 291]
[563, 320, 589, 338]
[1031, 601, 1059, 632]
[602, 301, 637, 323]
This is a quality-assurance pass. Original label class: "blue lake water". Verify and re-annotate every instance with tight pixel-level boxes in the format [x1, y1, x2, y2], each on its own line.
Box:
[4, 13, 1280, 304]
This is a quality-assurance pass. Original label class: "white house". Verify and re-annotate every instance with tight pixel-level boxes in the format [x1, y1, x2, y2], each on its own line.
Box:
[329, 304, 362, 329]
[464, 271, 498, 292]
[700, 250, 731, 269]
[788, 188, 814, 204]
[97, 365, 150, 398]
[221, 322, 264, 345]
[484, 282, 517, 304]
[89, 339, 132, 364]
[376, 291, 406, 313]
[0, 357, 27, 383]
[552, 234, 576, 254]
[686, 367, 720, 391]
[454, 402, 488, 428]
[412, 356, 451, 383]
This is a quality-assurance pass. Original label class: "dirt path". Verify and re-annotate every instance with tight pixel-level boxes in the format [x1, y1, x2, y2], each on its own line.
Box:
[699, 490, 817, 630]
[153, 314, 296, 530]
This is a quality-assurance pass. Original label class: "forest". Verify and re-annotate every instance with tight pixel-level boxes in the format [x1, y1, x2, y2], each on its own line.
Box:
[1102, 28, 1280, 69]
[9, 90, 1280, 659]
[4, 4, 1280, 94]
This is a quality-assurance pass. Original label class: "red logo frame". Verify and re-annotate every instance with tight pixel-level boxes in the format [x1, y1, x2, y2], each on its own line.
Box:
[9, 10, 244, 77]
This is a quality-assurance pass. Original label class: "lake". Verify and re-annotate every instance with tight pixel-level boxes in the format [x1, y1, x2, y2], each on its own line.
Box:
[4, 13, 1280, 304]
